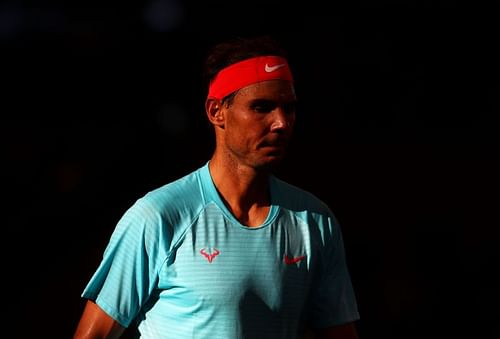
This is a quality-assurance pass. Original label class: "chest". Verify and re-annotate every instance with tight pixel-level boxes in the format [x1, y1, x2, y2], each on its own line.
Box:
[158, 211, 316, 312]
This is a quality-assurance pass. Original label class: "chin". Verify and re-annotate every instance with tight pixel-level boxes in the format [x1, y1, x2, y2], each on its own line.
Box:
[255, 156, 284, 171]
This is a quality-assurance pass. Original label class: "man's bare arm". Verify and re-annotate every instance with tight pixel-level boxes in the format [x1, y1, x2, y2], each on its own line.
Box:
[73, 300, 126, 339]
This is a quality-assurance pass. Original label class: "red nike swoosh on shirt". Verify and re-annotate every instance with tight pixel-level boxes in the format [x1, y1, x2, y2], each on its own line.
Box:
[284, 255, 306, 265]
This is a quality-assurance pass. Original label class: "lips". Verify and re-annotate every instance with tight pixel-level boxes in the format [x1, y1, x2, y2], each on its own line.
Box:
[263, 142, 286, 148]
[259, 141, 289, 157]
[260, 143, 287, 153]
[260, 137, 289, 149]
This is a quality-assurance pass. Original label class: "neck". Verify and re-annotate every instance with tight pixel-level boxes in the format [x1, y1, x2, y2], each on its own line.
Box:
[208, 155, 271, 227]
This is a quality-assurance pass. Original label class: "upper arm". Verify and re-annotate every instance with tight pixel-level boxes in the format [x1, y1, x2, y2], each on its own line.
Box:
[73, 300, 126, 339]
[80, 198, 170, 327]
[308, 216, 360, 328]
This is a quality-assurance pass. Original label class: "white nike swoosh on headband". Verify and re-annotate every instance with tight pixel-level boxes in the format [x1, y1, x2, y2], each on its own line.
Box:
[265, 63, 286, 72]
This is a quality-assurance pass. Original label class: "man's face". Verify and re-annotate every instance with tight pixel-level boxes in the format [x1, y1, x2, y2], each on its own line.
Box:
[221, 79, 297, 170]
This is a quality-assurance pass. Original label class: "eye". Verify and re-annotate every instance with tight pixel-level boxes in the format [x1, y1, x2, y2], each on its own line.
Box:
[251, 100, 276, 113]
[283, 102, 297, 115]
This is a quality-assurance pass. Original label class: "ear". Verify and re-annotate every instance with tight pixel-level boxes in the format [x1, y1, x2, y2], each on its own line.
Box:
[205, 98, 224, 128]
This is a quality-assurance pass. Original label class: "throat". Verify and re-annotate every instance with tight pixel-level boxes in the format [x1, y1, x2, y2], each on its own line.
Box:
[208, 157, 272, 227]
[231, 204, 270, 227]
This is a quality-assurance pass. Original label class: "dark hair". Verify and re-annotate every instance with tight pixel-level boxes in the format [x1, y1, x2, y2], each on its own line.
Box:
[203, 35, 289, 104]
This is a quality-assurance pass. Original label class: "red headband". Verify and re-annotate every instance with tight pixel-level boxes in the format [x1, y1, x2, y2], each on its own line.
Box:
[208, 56, 293, 100]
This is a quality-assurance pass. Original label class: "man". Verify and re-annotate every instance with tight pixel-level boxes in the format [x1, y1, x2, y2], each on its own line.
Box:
[74, 35, 360, 338]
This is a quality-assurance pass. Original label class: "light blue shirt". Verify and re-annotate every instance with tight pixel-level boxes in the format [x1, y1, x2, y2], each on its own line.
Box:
[82, 162, 359, 338]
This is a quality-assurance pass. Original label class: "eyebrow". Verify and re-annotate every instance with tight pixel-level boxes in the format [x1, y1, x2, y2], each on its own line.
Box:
[249, 98, 297, 105]
[250, 98, 276, 105]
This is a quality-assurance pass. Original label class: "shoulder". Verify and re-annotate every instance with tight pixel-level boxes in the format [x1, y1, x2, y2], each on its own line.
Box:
[142, 166, 204, 211]
[271, 176, 333, 216]
[118, 165, 207, 237]
[271, 176, 343, 242]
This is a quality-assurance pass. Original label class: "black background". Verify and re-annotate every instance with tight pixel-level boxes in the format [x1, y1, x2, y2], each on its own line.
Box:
[3, 1, 499, 338]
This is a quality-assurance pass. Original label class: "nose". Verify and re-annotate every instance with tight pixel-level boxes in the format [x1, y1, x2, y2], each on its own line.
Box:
[270, 106, 295, 132]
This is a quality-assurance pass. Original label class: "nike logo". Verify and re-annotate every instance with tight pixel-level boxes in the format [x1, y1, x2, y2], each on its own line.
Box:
[265, 63, 286, 73]
[200, 248, 220, 263]
[284, 254, 306, 265]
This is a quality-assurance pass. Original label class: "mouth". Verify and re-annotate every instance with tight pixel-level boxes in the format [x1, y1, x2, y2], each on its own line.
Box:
[260, 137, 289, 148]
[258, 139, 289, 155]
[260, 143, 287, 152]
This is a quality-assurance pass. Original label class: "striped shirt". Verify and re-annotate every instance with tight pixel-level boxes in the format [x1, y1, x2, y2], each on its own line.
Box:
[82, 161, 359, 338]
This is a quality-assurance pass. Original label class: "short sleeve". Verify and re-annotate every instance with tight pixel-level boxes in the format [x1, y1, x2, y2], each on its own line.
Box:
[81, 198, 170, 327]
[309, 215, 360, 328]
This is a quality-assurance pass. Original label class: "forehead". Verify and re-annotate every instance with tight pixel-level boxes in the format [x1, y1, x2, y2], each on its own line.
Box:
[235, 80, 296, 102]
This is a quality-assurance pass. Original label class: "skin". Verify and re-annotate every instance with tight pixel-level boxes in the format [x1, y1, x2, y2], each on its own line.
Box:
[73, 300, 125, 339]
[73, 79, 359, 339]
[205, 79, 297, 227]
[207, 79, 359, 338]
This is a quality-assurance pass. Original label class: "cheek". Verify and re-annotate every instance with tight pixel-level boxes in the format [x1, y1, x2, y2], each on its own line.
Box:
[227, 122, 260, 149]
[230, 113, 261, 134]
